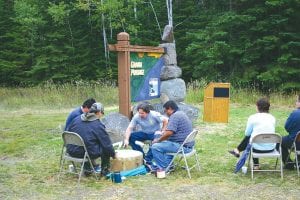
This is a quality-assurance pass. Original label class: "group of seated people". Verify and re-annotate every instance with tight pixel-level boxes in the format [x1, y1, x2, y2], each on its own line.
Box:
[64, 94, 300, 177]
[64, 98, 193, 176]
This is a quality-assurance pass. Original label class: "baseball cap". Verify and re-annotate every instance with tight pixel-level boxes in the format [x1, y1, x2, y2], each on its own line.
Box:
[90, 102, 104, 114]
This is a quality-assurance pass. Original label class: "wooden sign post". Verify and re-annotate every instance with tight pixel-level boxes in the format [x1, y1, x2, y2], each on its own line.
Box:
[109, 32, 164, 118]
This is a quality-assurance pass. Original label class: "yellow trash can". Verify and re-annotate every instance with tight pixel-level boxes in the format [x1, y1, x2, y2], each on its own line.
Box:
[203, 82, 230, 123]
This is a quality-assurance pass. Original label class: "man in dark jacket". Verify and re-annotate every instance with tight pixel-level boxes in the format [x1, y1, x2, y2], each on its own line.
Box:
[64, 98, 96, 131]
[67, 102, 115, 176]
[282, 94, 300, 169]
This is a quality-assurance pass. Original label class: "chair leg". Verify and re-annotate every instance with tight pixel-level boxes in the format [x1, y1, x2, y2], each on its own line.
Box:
[250, 154, 254, 180]
[78, 157, 87, 184]
[183, 154, 191, 179]
[295, 153, 299, 177]
[280, 157, 283, 179]
[166, 154, 177, 173]
[279, 147, 283, 179]
[87, 157, 98, 180]
[195, 153, 201, 171]
[58, 158, 66, 181]
[59, 147, 64, 167]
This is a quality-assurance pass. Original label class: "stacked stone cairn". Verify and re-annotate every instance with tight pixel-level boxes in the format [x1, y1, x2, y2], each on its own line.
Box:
[153, 25, 199, 121]
[159, 25, 185, 103]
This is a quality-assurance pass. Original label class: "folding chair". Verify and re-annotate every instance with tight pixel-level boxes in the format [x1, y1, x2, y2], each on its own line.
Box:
[250, 133, 283, 179]
[165, 129, 201, 179]
[58, 131, 98, 184]
[286, 131, 300, 176]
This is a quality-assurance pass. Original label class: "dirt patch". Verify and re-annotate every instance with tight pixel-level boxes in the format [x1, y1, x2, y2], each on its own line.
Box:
[50, 181, 299, 200]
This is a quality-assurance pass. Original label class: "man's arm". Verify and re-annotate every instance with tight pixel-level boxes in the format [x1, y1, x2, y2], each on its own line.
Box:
[64, 107, 81, 131]
[161, 118, 168, 131]
[123, 126, 133, 147]
[123, 114, 138, 147]
[96, 124, 116, 158]
[285, 112, 296, 134]
[152, 130, 173, 144]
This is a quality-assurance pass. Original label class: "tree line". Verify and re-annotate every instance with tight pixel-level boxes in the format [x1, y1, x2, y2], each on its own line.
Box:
[0, 0, 299, 92]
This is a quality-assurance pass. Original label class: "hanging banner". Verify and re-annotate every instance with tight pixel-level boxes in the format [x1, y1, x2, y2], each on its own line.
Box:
[130, 52, 163, 102]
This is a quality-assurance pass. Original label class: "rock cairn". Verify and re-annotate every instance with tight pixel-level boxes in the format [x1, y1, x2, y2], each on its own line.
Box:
[159, 25, 186, 103]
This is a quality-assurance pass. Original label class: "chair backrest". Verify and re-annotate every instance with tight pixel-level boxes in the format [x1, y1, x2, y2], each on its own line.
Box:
[251, 133, 281, 144]
[295, 131, 300, 143]
[182, 129, 198, 145]
[62, 131, 85, 147]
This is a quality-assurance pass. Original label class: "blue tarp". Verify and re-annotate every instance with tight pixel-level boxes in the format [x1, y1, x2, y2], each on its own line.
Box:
[107, 165, 147, 178]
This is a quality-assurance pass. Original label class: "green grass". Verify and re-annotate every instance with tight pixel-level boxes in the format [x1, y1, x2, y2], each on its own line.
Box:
[0, 83, 299, 199]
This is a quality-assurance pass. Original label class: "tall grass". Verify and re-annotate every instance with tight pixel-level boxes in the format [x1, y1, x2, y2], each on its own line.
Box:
[0, 80, 298, 110]
[0, 80, 118, 110]
[185, 79, 207, 104]
[186, 79, 298, 107]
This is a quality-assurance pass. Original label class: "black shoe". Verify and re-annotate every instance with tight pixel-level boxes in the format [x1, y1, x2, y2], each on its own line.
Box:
[100, 168, 111, 177]
[144, 163, 154, 173]
[166, 165, 175, 174]
[228, 150, 240, 158]
[284, 163, 295, 170]
[84, 170, 92, 176]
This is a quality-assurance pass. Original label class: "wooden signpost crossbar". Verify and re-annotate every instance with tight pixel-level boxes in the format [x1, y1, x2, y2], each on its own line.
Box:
[108, 32, 164, 118]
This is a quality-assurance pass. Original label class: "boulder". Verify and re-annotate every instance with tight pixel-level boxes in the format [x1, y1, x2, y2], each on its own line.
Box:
[160, 65, 182, 80]
[160, 78, 186, 102]
[161, 25, 174, 43]
[159, 43, 177, 65]
[152, 102, 200, 122]
[102, 112, 130, 143]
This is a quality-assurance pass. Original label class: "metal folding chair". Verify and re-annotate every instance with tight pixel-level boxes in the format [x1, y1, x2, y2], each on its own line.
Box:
[286, 131, 300, 176]
[165, 129, 201, 179]
[58, 131, 98, 184]
[250, 133, 283, 179]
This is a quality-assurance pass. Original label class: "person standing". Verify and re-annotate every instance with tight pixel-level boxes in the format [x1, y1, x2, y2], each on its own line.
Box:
[281, 94, 300, 169]
[124, 102, 168, 163]
[67, 102, 115, 176]
[64, 98, 96, 131]
[228, 98, 276, 169]
[150, 100, 193, 172]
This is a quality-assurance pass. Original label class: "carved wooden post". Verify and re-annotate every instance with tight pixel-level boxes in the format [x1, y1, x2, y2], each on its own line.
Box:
[109, 32, 164, 118]
[117, 32, 131, 117]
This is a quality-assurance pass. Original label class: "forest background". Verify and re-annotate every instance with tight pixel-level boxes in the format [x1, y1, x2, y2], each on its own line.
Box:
[0, 0, 299, 92]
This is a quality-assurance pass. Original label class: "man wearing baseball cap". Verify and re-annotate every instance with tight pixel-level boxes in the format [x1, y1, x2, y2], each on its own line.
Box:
[67, 102, 115, 176]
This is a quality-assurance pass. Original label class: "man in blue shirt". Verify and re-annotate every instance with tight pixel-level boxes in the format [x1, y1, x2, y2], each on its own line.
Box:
[64, 98, 95, 131]
[150, 100, 193, 172]
[124, 102, 168, 163]
[282, 94, 300, 169]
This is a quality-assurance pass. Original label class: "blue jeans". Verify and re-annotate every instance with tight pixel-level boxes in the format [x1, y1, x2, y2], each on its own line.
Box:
[129, 131, 154, 161]
[151, 141, 193, 170]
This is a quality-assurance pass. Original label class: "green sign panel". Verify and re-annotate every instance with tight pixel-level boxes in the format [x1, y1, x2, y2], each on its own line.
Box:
[130, 52, 163, 102]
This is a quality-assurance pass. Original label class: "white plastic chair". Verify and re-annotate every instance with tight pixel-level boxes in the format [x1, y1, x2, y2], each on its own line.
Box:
[286, 131, 300, 176]
[165, 129, 201, 179]
[250, 133, 283, 179]
[58, 131, 98, 184]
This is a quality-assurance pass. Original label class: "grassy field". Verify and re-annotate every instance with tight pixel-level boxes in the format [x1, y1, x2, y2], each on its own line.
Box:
[0, 84, 299, 199]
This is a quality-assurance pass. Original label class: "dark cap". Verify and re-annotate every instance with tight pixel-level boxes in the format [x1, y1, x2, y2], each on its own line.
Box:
[90, 103, 104, 114]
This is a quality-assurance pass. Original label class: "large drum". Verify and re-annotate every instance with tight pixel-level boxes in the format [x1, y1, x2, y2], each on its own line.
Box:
[110, 149, 143, 172]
